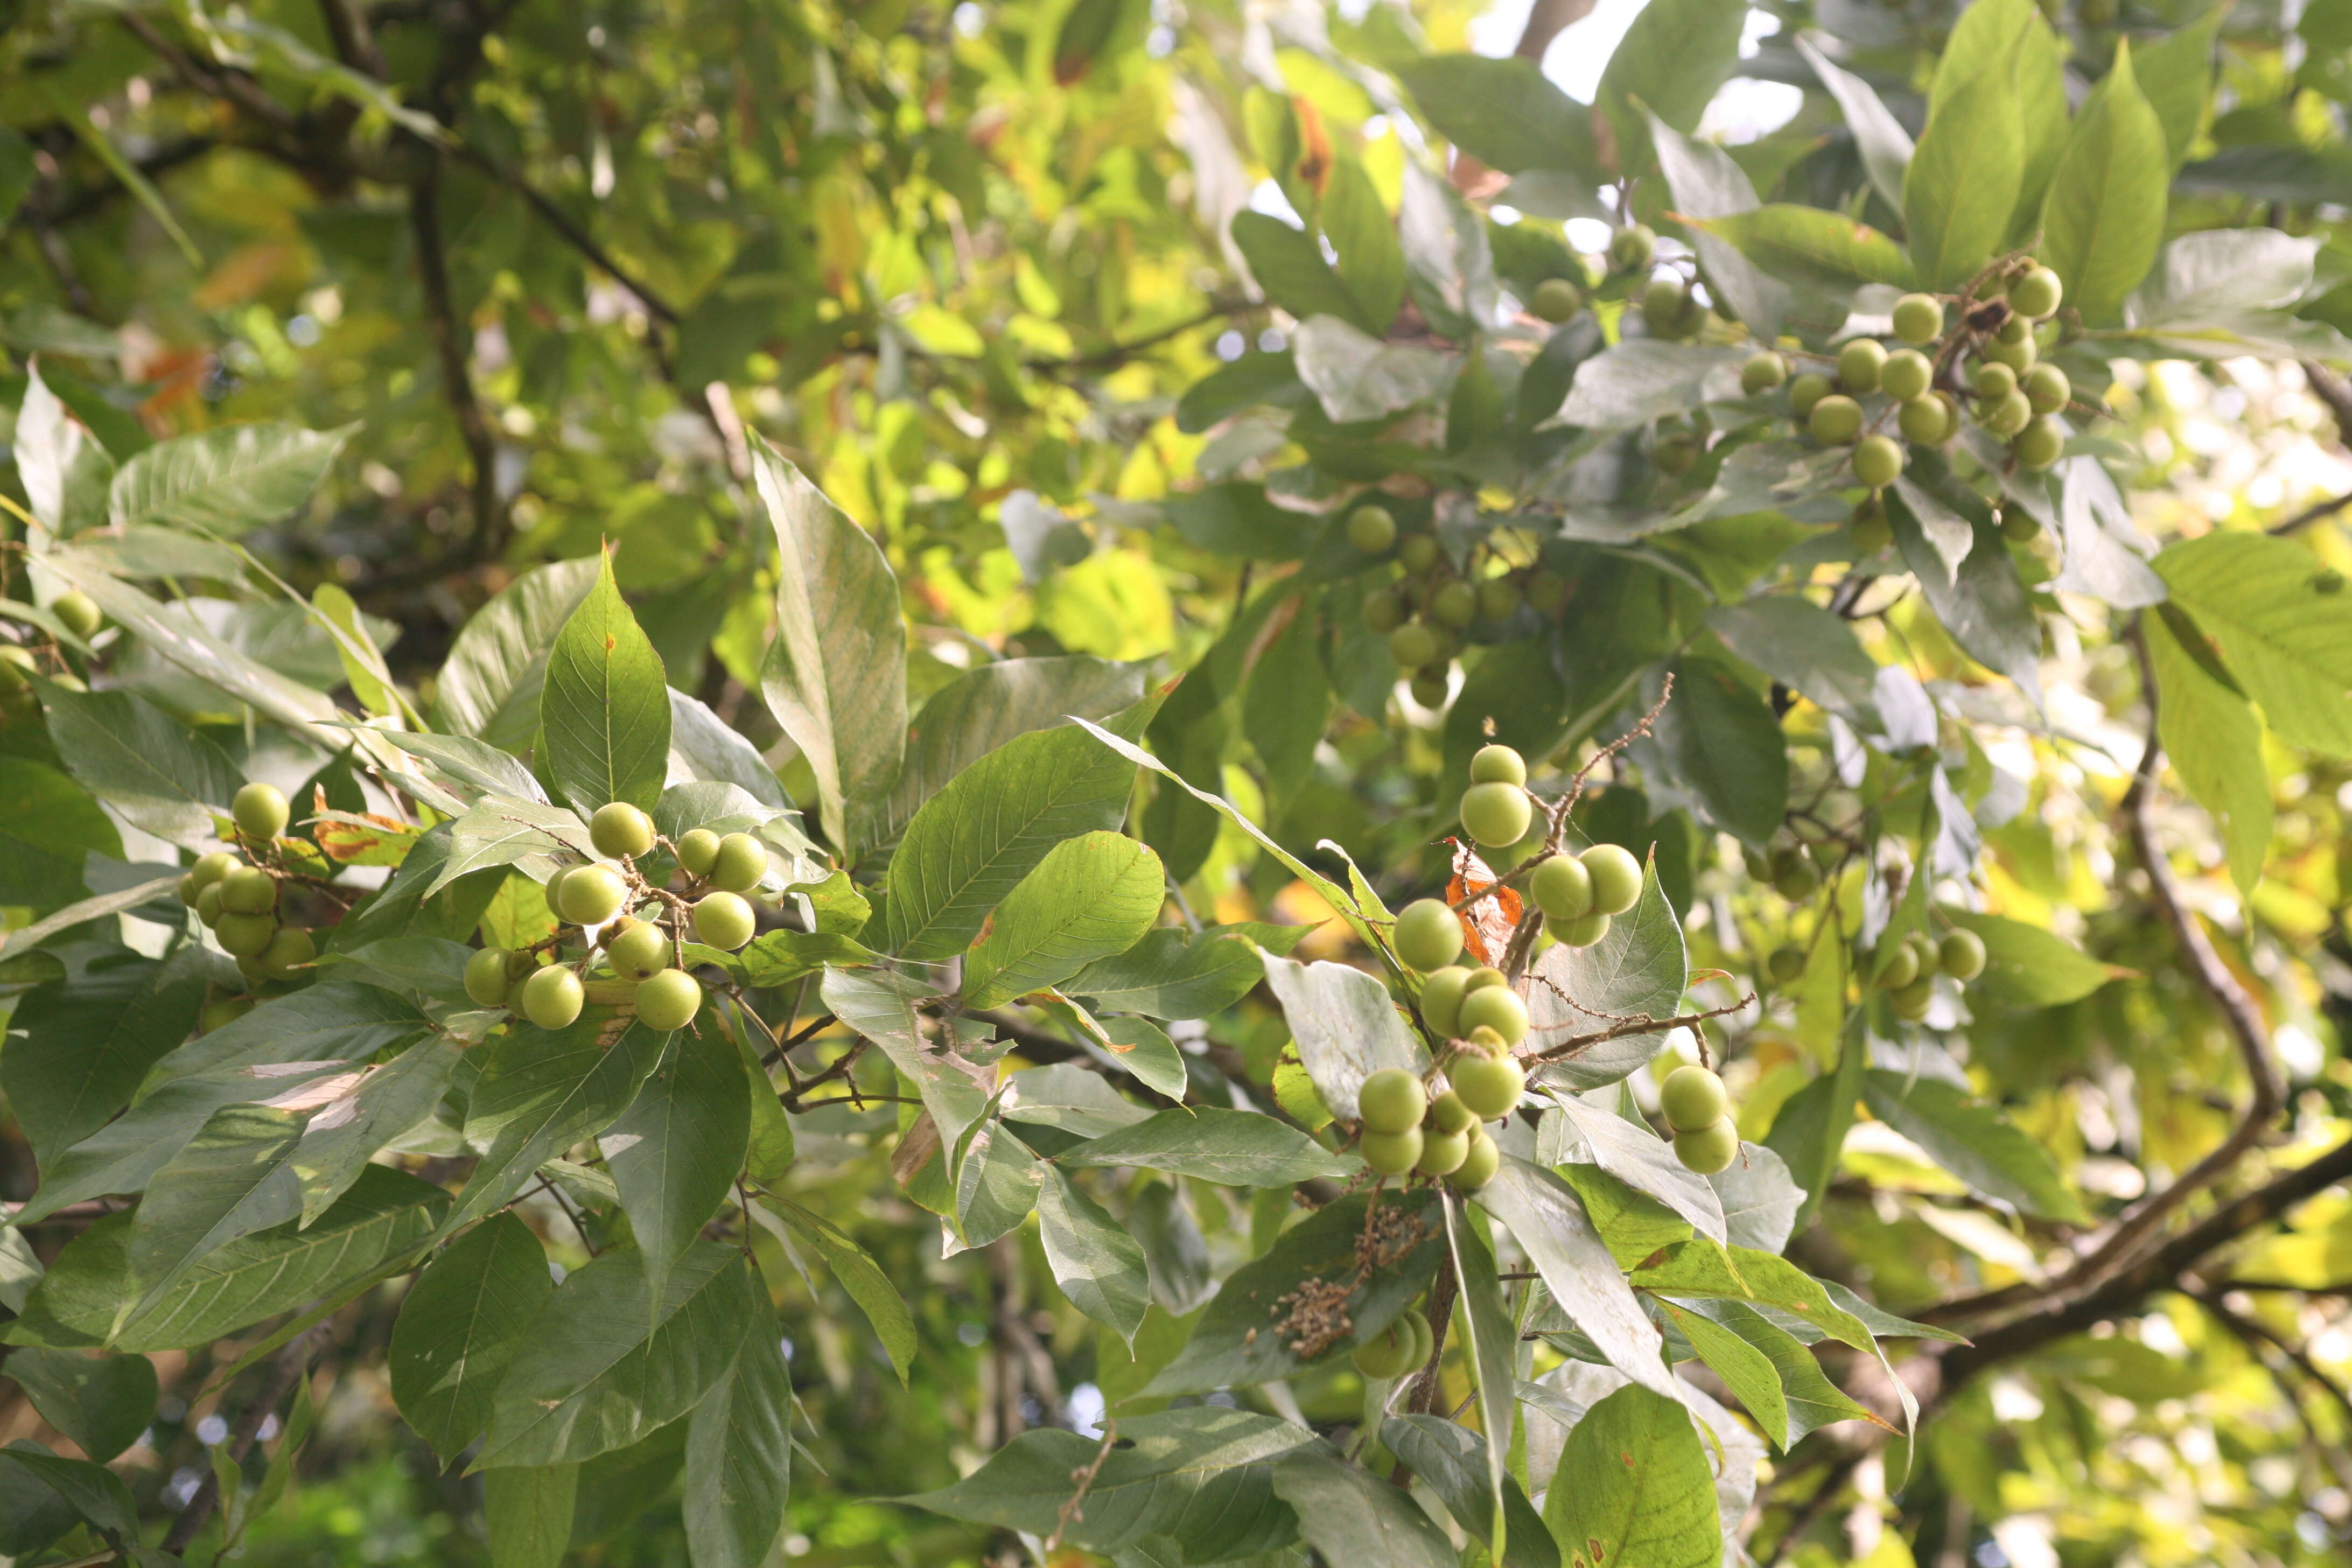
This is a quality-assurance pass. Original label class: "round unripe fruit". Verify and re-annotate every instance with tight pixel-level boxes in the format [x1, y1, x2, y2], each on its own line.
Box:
[1410, 671, 1451, 710]
[1767, 945, 1806, 984]
[1390, 623, 1440, 670]
[710, 833, 768, 893]
[178, 872, 204, 907]
[1532, 852, 1594, 920]
[634, 969, 703, 1031]
[544, 866, 573, 918]
[1581, 843, 1643, 916]
[1548, 910, 1611, 947]
[1742, 351, 1788, 394]
[1531, 277, 1584, 323]
[692, 891, 757, 951]
[1451, 1051, 1525, 1119]
[1419, 967, 1472, 1036]
[1653, 431, 1701, 474]
[1398, 534, 1441, 572]
[2001, 508, 2041, 543]
[1975, 361, 2018, 400]
[1430, 582, 1479, 629]
[1416, 1126, 1470, 1176]
[1430, 1091, 1479, 1136]
[1457, 984, 1528, 1046]
[606, 919, 672, 981]
[1348, 505, 1397, 554]
[1892, 975, 1935, 1020]
[558, 864, 629, 926]
[200, 995, 254, 1033]
[1359, 1068, 1427, 1135]
[1938, 928, 1987, 981]
[1979, 390, 2033, 437]
[1675, 1118, 1740, 1174]
[521, 964, 586, 1029]
[1394, 898, 1464, 972]
[1853, 435, 1904, 489]
[1878, 943, 1920, 990]
[1469, 744, 1527, 786]
[220, 865, 277, 915]
[1609, 225, 1656, 274]
[1809, 395, 1864, 445]
[1774, 859, 1821, 900]
[233, 782, 289, 841]
[1352, 1319, 1419, 1378]
[2009, 265, 2062, 320]
[1853, 505, 1895, 555]
[193, 850, 239, 887]
[53, 591, 102, 639]
[1987, 332, 2037, 372]
[1525, 570, 1570, 615]
[465, 947, 516, 1006]
[1361, 1126, 1424, 1175]
[1660, 1065, 1731, 1132]
[2023, 363, 2070, 415]
[1789, 373, 1834, 418]
[590, 802, 656, 859]
[1892, 293, 1944, 345]
[216, 912, 276, 957]
[676, 828, 722, 877]
[1477, 578, 1523, 621]
[1899, 395, 1954, 445]
[260, 925, 315, 981]
[1997, 312, 2036, 346]
[1837, 338, 1887, 394]
[1642, 277, 1690, 335]
[1464, 965, 1507, 995]
[196, 882, 225, 926]
[1363, 590, 1406, 634]
[2014, 417, 2065, 470]
[1461, 780, 1532, 848]
[1906, 932, 1940, 978]
[1449, 1131, 1501, 1188]
[1880, 349, 1932, 403]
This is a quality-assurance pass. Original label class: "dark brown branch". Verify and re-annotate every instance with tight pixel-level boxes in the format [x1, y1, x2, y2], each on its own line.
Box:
[409, 159, 507, 556]
[161, 1324, 327, 1553]
[2271, 488, 2352, 536]
[446, 145, 680, 325]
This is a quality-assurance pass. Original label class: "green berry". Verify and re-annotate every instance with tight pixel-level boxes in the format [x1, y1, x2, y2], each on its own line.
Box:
[1996, 313, 2035, 346]
[1547, 910, 1610, 947]
[177, 872, 204, 908]
[1837, 338, 1887, 394]
[1892, 293, 1944, 345]
[1348, 504, 1397, 554]
[1477, 578, 1522, 621]
[1878, 349, 1930, 404]
[1389, 622, 1440, 670]
[676, 828, 722, 877]
[53, 591, 102, 639]
[2001, 508, 2041, 543]
[199, 995, 254, 1033]
[1642, 277, 1691, 335]
[232, 782, 290, 841]
[1660, 1064, 1731, 1131]
[606, 919, 672, 981]
[1398, 534, 1441, 572]
[1609, 225, 1656, 274]
[590, 802, 656, 859]
[1767, 945, 1805, 984]
[1531, 277, 1584, 323]
[1450, 1051, 1524, 1119]
[1877, 943, 1920, 990]
[1431, 581, 1479, 628]
[2008, 265, 2062, 320]
[1457, 984, 1528, 1047]
[1741, 351, 1788, 394]
[1674, 1118, 1739, 1174]
[2014, 416, 2065, 470]
[558, 864, 629, 926]
[1653, 431, 1701, 474]
[1774, 859, 1821, 900]
[1939, 928, 1987, 981]
[197, 881, 225, 926]
[1363, 589, 1406, 633]
[1394, 898, 1465, 972]
[1352, 1318, 1419, 1378]
[1907, 932, 1941, 979]
[1987, 332, 2037, 373]
[1789, 373, 1835, 419]
[1418, 966, 1472, 1036]
[1429, 1090, 1478, 1136]
[192, 851, 238, 887]
[465, 947, 515, 1007]
[1581, 844, 1643, 916]
[1449, 1130, 1500, 1188]
[1892, 975, 1935, 1020]
[693, 891, 757, 951]
[1978, 389, 2034, 437]
[634, 969, 703, 1031]
[1461, 780, 1532, 848]
[1809, 394, 1864, 445]
[220, 865, 278, 915]
[259, 925, 315, 981]
[1409, 671, 1450, 710]
[1469, 744, 1527, 786]
[1358, 1067, 1427, 1135]
[1361, 1126, 1424, 1175]
[1899, 394, 1954, 445]
[1531, 852, 1593, 921]
[2023, 363, 2070, 415]
[1974, 362, 2018, 401]
[543, 866, 574, 918]
[216, 912, 276, 957]
[710, 832, 768, 893]
[1853, 435, 1904, 489]
[521, 964, 586, 1030]
[1416, 1126, 1470, 1176]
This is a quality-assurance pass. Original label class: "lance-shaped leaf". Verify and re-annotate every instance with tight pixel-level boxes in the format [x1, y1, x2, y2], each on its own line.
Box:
[446, 1018, 669, 1234]
[1686, 206, 1916, 290]
[1476, 1157, 1678, 1399]
[1541, 1383, 1723, 1567]
[684, 1278, 793, 1568]
[484, 1465, 577, 1568]
[1861, 1070, 2086, 1221]
[1903, 61, 2022, 289]
[606, 1026, 752, 1316]
[1382, 1416, 1557, 1568]
[37, 682, 240, 847]
[0, 1447, 140, 1542]
[1271, 1448, 1457, 1568]
[820, 965, 991, 1160]
[108, 421, 351, 534]
[961, 831, 1164, 1010]
[1629, 1238, 1876, 1349]
[2148, 605, 2272, 891]
[1258, 951, 1426, 1123]
[1794, 33, 1912, 210]
[121, 1102, 305, 1328]
[2039, 40, 2170, 325]
[2, 954, 205, 1167]
[2155, 529, 2352, 757]
[432, 557, 600, 746]
[753, 1194, 916, 1387]
[540, 548, 670, 815]
[1055, 1106, 1353, 1186]
[1062, 921, 1313, 1019]
[389, 1213, 553, 1466]
[1545, 1093, 1726, 1244]
[1036, 1167, 1150, 1346]
[877, 655, 1143, 843]
[1444, 1192, 1518, 1553]
[3, 1348, 158, 1464]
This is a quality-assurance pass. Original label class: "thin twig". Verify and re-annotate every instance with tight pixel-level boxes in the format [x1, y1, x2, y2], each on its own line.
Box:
[1041, 1417, 1119, 1553]
[162, 1326, 327, 1553]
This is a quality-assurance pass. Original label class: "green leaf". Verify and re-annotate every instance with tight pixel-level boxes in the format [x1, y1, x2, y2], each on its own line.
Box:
[1290, 314, 1452, 425]
[1403, 163, 1502, 340]
[425, 796, 596, 895]
[2, 1348, 158, 1464]
[962, 831, 1165, 1009]
[1037, 1167, 1150, 1345]
[1928, 0, 2067, 237]
[1673, 1298, 1883, 1446]
[484, 1464, 577, 1568]
[1793, 34, 1912, 212]
[108, 421, 349, 535]
[447, 1018, 670, 1234]
[318, 936, 479, 1007]
[1546, 1094, 1726, 1243]
[1230, 213, 1370, 333]
[753, 1194, 916, 1386]
[1476, 1158, 1678, 1399]
[684, 1279, 793, 1568]
[818, 965, 992, 1159]
[1903, 58, 2023, 290]
[1062, 921, 1312, 1019]
[0, 756, 121, 908]
[540, 549, 671, 815]
[1648, 115, 1788, 339]
[1382, 1416, 1557, 1568]
[607, 1027, 753, 1315]
[1056, 1106, 1353, 1186]
[1555, 341, 1746, 431]
[1642, 660, 1787, 850]
[1541, 1383, 1721, 1568]
[1890, 499, 2043, 706]
[1395, 54, 1598, 177]
[0, 1445, 141, 1541]
[1630, 1237, 1875, 1349]
[432, 558, 600, 747]
[2, 954, 204, 1167]
[1001, 1063, 1155, 1137]
[1709, 1142, 1805, 1254]
[1144, 1190, 1445, 1395]
[1687, 206, 1916, 291]
[1322, 155, 1403, 334]
[885, 696, 1155, 958]
[1443, 1194, 1517, 1551]
[1528, 858, 1688, 1093]
[1658, 1300, 1788, 1449]
[2155, 530, 2352, 756]
[731, 1024, 796, 1184]
[1243, 606, 1332, 820]
[2039, 40, 2170, 325]
[332, 820, 509, 953]
[1861, 1069, 2087, 1222]
[0, 1227, 43, 1314]
[878, 655, 1144, 845]
[1271, 1448, 1458, 1568]
[1595, 0, 1747, 171]
[1555, 1161, 1693, 1271]
[1706, 597, 1884, 734]
[1258, 951, 1427, 1123]
[1938, 910, 2129, 1008]
[2127, 6, 2220, 171]
[2148, 605, 2272, 892]
[37, 681, 240, 846]
[475, 1239, 760, 1468]
[389, 1212, 554, 1466]
[753, 442, 907, 855]
[123, 1102, 305, 1324]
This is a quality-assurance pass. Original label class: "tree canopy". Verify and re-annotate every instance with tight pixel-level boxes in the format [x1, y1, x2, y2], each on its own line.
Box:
[3, 0, 2352, 1565]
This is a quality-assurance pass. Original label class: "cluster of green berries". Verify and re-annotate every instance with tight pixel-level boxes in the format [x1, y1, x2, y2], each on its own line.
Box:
[0, 596, 101, 718]
[1640, 274, 1718, 344]
[1658, 1063, 1738, 1174]
[177, 783, 317, 988]
[1355, 1056, 1509, 1190]
[1437, 743, 1644, 949]
[1873, 925, 1986, 1021]
[1350, 1304, 1435, 1380]
[462, 803, 770, 1033]
[1353, 507, 1571, 710]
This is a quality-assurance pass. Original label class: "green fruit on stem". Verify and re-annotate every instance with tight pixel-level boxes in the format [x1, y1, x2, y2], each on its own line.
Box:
[1653, 431, 1700, 474]
[1741, 351, 1788, 394]
[1774, 858, 1821, 901]
[1389, 622, 1440, 670]
[260, 925, 315, 981]
[1478, 578, 1523, 622]
[1641, 277, 1690, 335]
[2014, 416, 2065, 470]
[1892, 293, 1944, 345]
[1978, 389, 2033, 437]
[606, 919, 672, 980]
[1531, 276, 1584, 323]
[1975, 361, 2018, 400]
[199, 995, 254, 1033]
[590, 801, 656, 859]
[1609, 224, 1656, 274]
[1878, 943, 1920, 990]
[1852, 504, 1895, 556]
[1409, 671, 1451, 709]
[1939, 928, 1987, 981]
[1394, 898, 1465, 972]
[1456, 984, 1528, 1046]
[177, 872, 204, 907]
[1892, 975, 1935, 1020]
[676, 828, 722, 877]
[1767, 945, 1805, 984]
[1899, 394, 1955, 445]
[1430, 582, 1479, 628]
[1359, 1068, 1427, 1135]
[2001, 508, 2041, 543]
[694, 891, 757, 951]
[53, 591, 102, 639]
[1581, 843, 1643, 915]
[1525, 570, 1570, 615]
[1880, 348, 1932, 403]
[1837, 338, 1887, 394]
[1352, 1318, 1419, 1378]
[521, 964, 586, 1029]
[1460, 780, 1532, 848]
[1660, 1064, 1731, 1132]
[1416, 1126, 1470, 1176]
[1450, 1050, 1525, 1119]
[1429, 1090, 1478, 1136]
[1361, 1126, 1424, 1175]
[1987, 332, 2037, 372]
[1853, 435, 1904, 489]
[1674, 1118, 1739, 1174]
[2023, 363, 2070, 414]
[220, 865, 277, 915]
[1808, 395, 1864, 445]
[216, 912, 276, 957]
[1907, 932, 1941, 978]
[1469, 743, 1527, 786]
[1418, 967, 1472, 1036]
[465, 947, 516, 1007]
[1398, 534, 1440, 572]
[543, 866, 574, 918]
[1348, 504, 1397, 554]
[1996, 312, 2035, 346]
[1449, 1130, 1500, 1188]
[558, 864, 629, 926]
[2009, 265, 2062, 320]
[1789, 372, 1835, 418]
[233, 782, 290, 841]
[1548, 910, 1611, 947]
[634, 968, 703, 1031]
[196, 882, 225, 926]
[193, 850, 238, 886]
[1531, 852, 1594, 920]
[1363, 589, 1405, 634]
[710, 832, 768, 893]
[1463, 965, 1506, 995]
